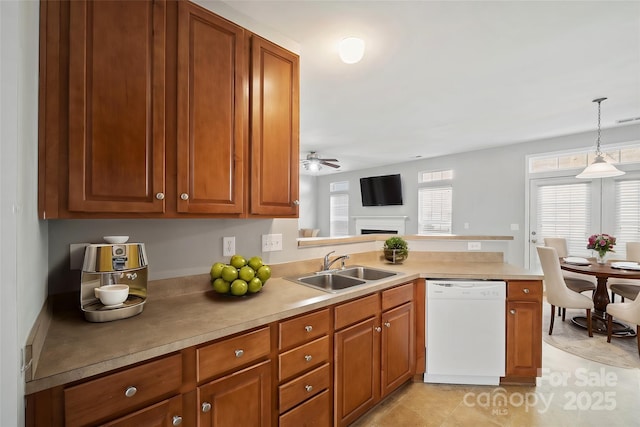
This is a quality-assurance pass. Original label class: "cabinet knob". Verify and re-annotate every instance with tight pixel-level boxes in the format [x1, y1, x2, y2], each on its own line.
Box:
[172, 416, 183, 426]
[293, 200, 300, 205]
[201, 402, 212, 413]
[305, 385, 313, 392]
[234, 349, 244, 358]
[304, 325, 313, 332]
[180, 193, 189, 200]
[384, 322, 391, 328]
[155, 192, 165, 200]
[124, 386, 137, 397]
[304, 354, 312, 362]
[510, 309, 516, 315]
[523, 288, 530, 294]
[374, 326, 382, 332]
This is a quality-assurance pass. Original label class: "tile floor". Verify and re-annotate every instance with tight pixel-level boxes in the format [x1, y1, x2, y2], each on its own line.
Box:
[352, 343, 640, 426]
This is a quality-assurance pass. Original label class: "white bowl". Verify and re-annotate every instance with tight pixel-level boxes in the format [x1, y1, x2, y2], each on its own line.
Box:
[94, 284, 129, 306]
[103, 236, 129, 244]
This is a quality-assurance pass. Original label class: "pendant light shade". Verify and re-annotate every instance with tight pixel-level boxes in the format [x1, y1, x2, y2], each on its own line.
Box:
[576, 97, 625, 179]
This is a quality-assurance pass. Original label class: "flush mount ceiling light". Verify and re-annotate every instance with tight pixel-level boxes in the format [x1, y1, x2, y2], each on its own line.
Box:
[338, 37, 365, 64]
[576, 97, 625, 179]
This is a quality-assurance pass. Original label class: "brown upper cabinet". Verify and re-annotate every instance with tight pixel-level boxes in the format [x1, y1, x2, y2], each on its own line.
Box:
[38, 0, 299, 219]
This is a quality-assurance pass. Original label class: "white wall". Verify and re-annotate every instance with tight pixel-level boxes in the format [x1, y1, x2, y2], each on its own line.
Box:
[1, 1, 47, 425]
[314, 123, 640, 266]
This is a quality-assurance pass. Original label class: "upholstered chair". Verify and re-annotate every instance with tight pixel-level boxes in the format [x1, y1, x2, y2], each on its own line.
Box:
[544, 237, 596, 319]
[606, 297, 640, 356]
[609, 242, 640, 303]
[537, 246, 593, 337]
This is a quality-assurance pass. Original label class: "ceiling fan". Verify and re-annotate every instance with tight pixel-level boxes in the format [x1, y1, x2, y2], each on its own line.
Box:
[301, 151, 340, 171]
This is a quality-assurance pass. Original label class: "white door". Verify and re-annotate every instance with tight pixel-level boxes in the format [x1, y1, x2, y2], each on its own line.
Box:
[528, 177, 600, 269]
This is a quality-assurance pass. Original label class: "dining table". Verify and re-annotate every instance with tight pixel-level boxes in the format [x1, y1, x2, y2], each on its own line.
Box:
[560, 258, 639, 337]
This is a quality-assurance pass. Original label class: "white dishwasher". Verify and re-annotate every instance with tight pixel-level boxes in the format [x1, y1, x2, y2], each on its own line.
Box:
[424, 279, 506, 385]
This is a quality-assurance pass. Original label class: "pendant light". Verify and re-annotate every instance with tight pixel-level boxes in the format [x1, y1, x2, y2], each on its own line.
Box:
[576, 97, 625, 179]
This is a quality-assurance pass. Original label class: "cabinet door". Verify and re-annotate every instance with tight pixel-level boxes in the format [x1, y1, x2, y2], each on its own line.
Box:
[177, 1, 246, 214]
[198, 360, 271, 427]
[506, 300, 542, 377]
[249, 36, 299, 216]
[68, 0, 166, 213]
[334, 316, 380, 427]
[381, 302, 414, 397]
[101, 395, 182, 427]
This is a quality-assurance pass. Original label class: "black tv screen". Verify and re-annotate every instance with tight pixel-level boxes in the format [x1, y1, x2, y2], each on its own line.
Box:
[360, 174, 403, 206]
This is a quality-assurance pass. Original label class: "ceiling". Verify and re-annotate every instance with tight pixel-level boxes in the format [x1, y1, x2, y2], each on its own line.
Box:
[222, 0, 640, 174]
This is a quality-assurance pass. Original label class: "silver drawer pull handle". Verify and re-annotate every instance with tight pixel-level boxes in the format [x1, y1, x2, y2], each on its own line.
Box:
[305, 385, 313, 392]
[304, 354, 312, 362]
[510, 309, 516, 315]
[235, 349, 244, 358]
[124, 386, 137, 397]
[172, 415, 183, 426]
[202, 402, 212, 413]
[304, 325, 313, 332]
[523, 288, 530, 294]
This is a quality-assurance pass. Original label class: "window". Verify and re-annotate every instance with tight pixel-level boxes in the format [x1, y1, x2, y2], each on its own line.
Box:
[418, 169, 453, 235]
[330, 181, 349, 236]
[614, 179, 640, 256]
[528, 144, 640, 174]
[535, 182, 592, 257]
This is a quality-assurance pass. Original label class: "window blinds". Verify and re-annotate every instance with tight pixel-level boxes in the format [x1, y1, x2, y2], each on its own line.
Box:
[418, 186, 452, 234]
[330, 194, 349, 236]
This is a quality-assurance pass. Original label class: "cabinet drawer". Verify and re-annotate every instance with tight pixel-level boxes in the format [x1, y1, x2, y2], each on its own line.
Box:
[197, 327, 271, 382]
[507, 281, 542, 302]
[279, 308, 330, 350]
[64, 353, 182, 427]
[279, 335, 330, 381]
[334, 293, 380, 330]
[382, 282, 414, 311]
[279, 363, 331, 413]
[279, 389, 331, 427]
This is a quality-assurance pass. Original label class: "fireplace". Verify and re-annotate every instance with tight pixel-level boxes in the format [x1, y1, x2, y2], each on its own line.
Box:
[354, 216, 408, 235]
[361, 229, 398, 235]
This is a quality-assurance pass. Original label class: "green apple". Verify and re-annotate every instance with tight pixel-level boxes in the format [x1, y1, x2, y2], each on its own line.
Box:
[256, 265, 271, 282]
[230, 254, 247, 269]
[248, 277, 263, 293]
[230, 279, 248, 296]
[238, 265, 255, 282]
[210, 262, 226, 279]
[221, 265, 238, 282]
[212, 278, 230, 294]
[248, 256, 263, 271]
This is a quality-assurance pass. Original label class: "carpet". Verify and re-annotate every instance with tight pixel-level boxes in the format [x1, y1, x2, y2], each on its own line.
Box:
[542, 300, 640, 369]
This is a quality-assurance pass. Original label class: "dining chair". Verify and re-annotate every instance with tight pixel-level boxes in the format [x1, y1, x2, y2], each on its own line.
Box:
[609, 242, 640, 303]
[544, 237, 596, 318]
[606, 297, 640, 356]
[537, 246, 593, 337]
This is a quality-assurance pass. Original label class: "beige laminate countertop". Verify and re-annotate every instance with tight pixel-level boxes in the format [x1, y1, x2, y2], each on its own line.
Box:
[25, 259, 541, 395]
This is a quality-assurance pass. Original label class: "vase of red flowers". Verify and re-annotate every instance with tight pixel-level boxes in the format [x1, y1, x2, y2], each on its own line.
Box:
[587, 233, 617, 264]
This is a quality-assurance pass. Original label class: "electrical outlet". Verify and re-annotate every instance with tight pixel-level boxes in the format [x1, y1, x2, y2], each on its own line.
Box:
[262, 234, 283, 252]
[223, 236, 235, 256]
[510, 223, 520, 231]
[464, 222, 470, 230]
[468, 241, 482, 250]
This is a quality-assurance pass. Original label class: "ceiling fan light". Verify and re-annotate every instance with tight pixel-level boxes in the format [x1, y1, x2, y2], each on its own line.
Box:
[307, 161, 321, 172]
[576, 155, 625, 179]
[338, 37, 365, 64]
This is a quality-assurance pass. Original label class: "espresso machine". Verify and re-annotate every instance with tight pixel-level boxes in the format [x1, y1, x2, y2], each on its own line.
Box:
[81, 243, 149, 322]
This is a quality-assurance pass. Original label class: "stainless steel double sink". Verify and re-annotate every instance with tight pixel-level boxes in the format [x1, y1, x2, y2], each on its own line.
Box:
[285, 265, 400, 293]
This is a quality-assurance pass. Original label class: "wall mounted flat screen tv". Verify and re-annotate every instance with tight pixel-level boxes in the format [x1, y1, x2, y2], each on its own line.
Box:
[360, 174, 403, 206]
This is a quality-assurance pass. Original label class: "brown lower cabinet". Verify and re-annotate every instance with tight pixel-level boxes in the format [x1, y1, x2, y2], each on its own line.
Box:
[505, 280, 543, 381]
[27, 279, 543, 425]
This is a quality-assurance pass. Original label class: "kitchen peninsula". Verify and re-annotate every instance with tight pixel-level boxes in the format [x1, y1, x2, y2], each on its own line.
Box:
[25, 247, 542, 426]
